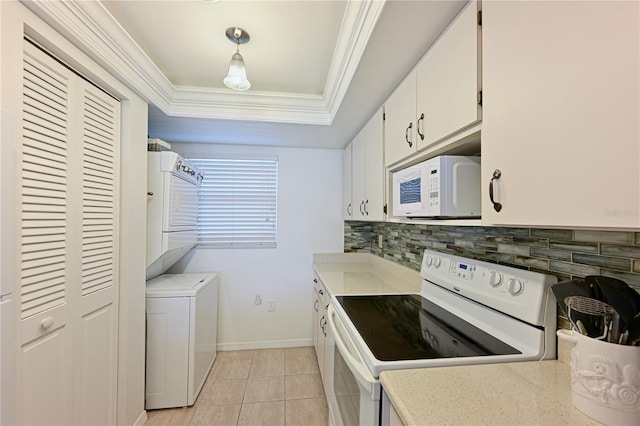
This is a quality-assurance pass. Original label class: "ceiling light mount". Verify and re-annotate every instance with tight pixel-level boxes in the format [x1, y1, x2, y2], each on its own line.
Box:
[223, 27, 251, 91]
[225, 27, 250, 45]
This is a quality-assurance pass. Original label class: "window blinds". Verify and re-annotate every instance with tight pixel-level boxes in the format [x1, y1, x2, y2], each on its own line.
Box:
[190, 157, 278, 248]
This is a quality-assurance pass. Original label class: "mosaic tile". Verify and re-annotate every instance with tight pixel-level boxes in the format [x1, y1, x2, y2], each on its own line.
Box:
[496, 243, 530, 256]
[486, 236, 513, 245]
[548, 240, 598, 254]
[483, 252, 513, 264]
[549, 261, 598, 277]
[574, 230, 634, 244]
[600, 243, 640, 258]
[530, 228, 573, 240]
[530, 248, 572, 262]
[600, 269, 640, 288]
[512, 237, 548, 248]
[344, 222, 640, 289]
[513, 255, 549, 270]
[572, 253, 630, 271]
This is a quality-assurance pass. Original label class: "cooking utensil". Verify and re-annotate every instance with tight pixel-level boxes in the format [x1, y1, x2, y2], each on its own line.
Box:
[589, 276, 640, 316]
[551, 279, 594, 316]
[585, 276, 637, 337]
[565, 296, 617, 340]
[626, 316, 640, 346]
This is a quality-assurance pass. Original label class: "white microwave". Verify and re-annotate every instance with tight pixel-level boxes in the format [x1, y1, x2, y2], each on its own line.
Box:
[392, 155, 481, 218]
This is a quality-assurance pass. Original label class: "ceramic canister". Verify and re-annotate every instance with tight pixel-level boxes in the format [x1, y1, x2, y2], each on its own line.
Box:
[557, 329, 640, 426]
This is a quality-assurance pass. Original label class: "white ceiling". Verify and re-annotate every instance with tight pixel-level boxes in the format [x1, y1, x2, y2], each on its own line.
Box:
[98, 0, 468, 149]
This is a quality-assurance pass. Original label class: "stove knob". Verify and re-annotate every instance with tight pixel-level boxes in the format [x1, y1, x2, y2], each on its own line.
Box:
[507, 278, 525, 296]
[424, 255, 433, 267]
[432, 257, 442, 268]
[488, 270, 503, 287]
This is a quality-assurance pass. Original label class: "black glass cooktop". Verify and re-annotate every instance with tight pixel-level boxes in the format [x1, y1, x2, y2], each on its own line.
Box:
[336, 294, 520, 362]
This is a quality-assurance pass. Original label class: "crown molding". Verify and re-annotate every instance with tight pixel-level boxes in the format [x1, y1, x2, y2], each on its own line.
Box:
[20, 0, 384, 126]
[324, 0, 386, 122]
[172, 86, 330, 125]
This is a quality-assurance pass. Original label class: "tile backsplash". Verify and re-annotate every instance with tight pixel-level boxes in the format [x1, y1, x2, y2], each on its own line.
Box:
[344, 221, 640, 291]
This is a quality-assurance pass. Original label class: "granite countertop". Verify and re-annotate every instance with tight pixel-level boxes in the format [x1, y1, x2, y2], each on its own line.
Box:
[312, 253, 422, 296]
[380, 359, 601, 426]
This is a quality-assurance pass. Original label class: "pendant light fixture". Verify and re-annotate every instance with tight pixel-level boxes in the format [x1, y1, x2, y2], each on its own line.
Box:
[223, 27, 251, 91]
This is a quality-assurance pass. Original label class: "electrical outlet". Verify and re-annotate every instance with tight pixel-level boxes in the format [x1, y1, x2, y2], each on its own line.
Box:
[254, 294, 262, 306]
[378, 235, 383, 249]
[267, 299, 276, 312]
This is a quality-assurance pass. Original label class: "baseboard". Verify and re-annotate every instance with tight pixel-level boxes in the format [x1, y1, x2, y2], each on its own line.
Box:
[132, 410, 147, 426]
[217, 338, 313, 351]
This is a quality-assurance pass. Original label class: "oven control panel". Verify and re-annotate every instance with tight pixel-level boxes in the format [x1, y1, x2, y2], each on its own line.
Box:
[420, 249, 557, 327]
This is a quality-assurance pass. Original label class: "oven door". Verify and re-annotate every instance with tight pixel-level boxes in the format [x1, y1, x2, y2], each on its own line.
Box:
[326, 304, 381, 426]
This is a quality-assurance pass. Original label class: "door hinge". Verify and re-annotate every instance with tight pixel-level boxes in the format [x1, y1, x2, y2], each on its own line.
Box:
[477, 90, 483, 106]
[382, 112, 386, 121]
[383, 204, 388, 214]
[477, 10, 482, 25]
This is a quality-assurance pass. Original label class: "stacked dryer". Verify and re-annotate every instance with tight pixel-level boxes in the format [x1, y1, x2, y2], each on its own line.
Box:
[145, 148, 217, 409]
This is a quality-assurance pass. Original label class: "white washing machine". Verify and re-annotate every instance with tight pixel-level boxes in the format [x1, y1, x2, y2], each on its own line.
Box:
[145, 273, 218, 409]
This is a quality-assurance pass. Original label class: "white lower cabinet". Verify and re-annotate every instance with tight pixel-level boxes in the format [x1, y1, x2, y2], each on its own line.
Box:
[482, 0, 639, 228]
[313, 276, 328, 380]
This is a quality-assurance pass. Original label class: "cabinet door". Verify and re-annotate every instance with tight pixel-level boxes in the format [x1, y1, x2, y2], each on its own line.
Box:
[351, 132, 367, 220]
[482, 1, 640, 228]
[342, 144, 353, 220]
[416, 0, 480, 150]
[362, 109, 385, 221]
[384, 72, 417, 166]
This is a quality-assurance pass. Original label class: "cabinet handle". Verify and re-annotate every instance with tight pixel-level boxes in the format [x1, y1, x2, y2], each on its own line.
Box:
[320, 317, 327, 336]
[147, 191, 154, 197]
[313, 278, 317, 283]
[347, 203, 352, 216]
[417, 113, 425, 141]
[314, 299, 319, 312]
[489, 169, 503, 212]
[360, 200, 364, 215]
[364, 200, 369, 215]
[405, 123, 413, 147]
[319, 289, 324, 296]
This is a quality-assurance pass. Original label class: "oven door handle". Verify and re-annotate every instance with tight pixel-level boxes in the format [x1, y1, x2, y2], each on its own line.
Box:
[327, 305, 378, 396]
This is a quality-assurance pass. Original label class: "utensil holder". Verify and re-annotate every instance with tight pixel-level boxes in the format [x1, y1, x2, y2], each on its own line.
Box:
[558, 329, 640, 426]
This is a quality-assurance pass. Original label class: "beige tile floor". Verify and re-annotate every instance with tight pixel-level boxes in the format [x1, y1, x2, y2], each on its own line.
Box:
[146, 346, 328, 426]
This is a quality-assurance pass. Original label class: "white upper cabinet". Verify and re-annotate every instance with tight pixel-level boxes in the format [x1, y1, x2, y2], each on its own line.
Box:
[482, 0, 640, 229]
[385, 1, 481, 167]
[352, 108, 385, 221]
[342, 143, 353, 220]
[416, 0, 481, 150]
[384, 72, 418, 166]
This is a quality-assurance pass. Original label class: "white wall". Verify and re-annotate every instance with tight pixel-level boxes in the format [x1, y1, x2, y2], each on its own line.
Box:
[170, 143, 344, 350]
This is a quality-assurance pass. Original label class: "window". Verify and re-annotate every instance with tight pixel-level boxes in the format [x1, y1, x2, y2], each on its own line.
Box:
[189, 156, 278, 248]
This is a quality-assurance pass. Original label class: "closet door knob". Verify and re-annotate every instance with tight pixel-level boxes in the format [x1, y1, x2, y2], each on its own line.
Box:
[41, 317, 54, 330]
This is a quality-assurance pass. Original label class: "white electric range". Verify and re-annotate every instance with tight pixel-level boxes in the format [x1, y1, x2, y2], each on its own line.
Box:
[325, 249, 558, 426]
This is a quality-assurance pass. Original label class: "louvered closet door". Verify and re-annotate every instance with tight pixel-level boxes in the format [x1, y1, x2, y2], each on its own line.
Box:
[20, 41, 75, 426]
[19, 40, 120, 426]
[72, 78, 120, 426]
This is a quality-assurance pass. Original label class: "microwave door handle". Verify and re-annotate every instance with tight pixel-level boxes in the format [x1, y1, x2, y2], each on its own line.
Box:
[326, 305, 378, 394]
